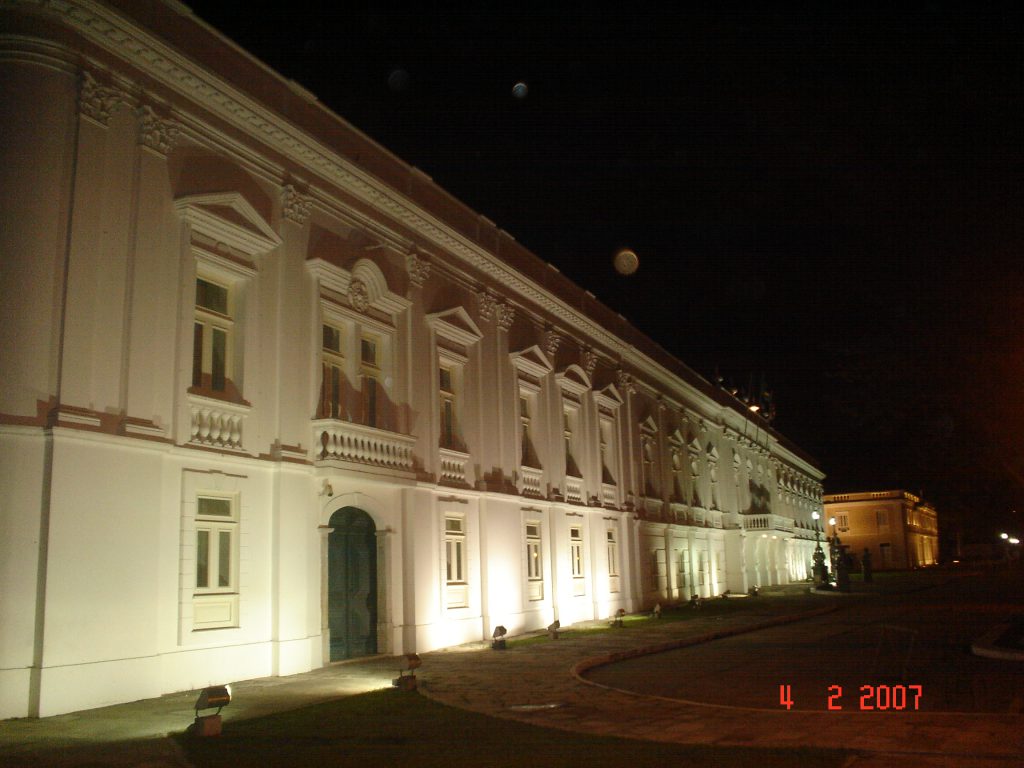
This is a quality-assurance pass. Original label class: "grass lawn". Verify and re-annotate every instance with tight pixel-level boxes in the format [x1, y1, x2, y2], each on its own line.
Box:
[176, 689, 851, 768]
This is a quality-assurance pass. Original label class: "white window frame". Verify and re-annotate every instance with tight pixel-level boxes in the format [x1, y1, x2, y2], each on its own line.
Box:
[192, 276, 234, 394]
[445, 515, 468, 608]
[319, 298, 397, 431]
[569, 524, 585, 596]
[525, 521, 544, 601]
[321, 321, 345, 419]
[192, 492, 240, 630]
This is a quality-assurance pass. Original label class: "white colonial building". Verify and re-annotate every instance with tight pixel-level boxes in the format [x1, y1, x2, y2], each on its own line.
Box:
[0, 0, 825, 718]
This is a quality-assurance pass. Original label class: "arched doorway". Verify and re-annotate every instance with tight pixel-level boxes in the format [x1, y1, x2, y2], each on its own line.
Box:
[327, 507, 377, 661]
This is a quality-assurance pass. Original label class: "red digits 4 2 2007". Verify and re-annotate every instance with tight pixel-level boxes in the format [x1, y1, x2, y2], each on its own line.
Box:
[779, 684, 923, 711]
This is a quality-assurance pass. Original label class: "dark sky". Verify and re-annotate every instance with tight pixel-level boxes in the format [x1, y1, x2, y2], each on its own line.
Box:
[185, 1, 1023, 545]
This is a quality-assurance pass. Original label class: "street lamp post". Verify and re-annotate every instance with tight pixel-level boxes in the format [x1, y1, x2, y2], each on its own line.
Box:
[811, 511, 828, 585]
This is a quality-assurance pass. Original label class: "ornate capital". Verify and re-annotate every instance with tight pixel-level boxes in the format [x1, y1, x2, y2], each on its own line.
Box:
[477, 289, 497, 322]
[545, 328, 562, 358]
[616, 369, 636, 395]
[137, 105, 179, 156]
[348, 279, 369, 312]
[80, 71, 131, 126]
[407, 252, 431, 287]
[581, 347, 597, 377]
[281, 184, 312, 224]
[496, 301, 515, 332]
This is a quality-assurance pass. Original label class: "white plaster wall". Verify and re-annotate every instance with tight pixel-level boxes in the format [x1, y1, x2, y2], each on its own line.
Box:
[0, 429, 47, 718]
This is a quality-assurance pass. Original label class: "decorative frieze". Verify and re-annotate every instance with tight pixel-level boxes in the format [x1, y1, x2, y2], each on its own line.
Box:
[281, 184, 312, 224]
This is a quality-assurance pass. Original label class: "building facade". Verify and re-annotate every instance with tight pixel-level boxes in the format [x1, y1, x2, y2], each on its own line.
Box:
[0, 0, 825, 718]
[822, 490, 939, 570]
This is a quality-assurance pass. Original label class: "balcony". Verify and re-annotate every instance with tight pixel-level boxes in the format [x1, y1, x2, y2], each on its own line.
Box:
[439, 447, 470, 486]
[742, 513, 795, 534]
[564, 475, 584, 504]
[519, 465, 544, 498]
[601, 482, 618, 508]
[313, 418, 416, 475]
[188, 393, 249, 452]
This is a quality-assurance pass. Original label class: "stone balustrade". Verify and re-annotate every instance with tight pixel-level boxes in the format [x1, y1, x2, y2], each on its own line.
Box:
[313, 418, 416, 472]
[565, 475, 584, 504]
[439, 447, 470, 485]
[188, 394, 249, 451]
[520, 465, 543, 497]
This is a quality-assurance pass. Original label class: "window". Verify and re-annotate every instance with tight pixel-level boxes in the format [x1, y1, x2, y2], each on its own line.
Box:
[445, 515, 468, 608]
[360, 333, 380, 427]
[678, 548, 690, 589]
[192, 277, 233, 394]
[191, 493, 239, 631]
[321, 323, 345, 419]
[876, 509, 889, 529]
[563, 408, 580, 477]
[606, 529, 618, 577]
[519, 396, 537, 466]
[195, 496, 236, 592]
[526, 523, 542, 580]
[570, 526, 583, 578]
[440, 365, 456, 449]
[835, 513, 849, 532]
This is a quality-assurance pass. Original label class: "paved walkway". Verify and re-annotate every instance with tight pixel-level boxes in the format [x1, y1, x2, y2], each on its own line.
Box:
[2, 571, 1021, 767]
[417, 578, 1024, 768]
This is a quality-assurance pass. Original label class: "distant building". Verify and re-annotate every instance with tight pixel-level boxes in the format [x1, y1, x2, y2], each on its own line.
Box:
[822, 490, 939, 569]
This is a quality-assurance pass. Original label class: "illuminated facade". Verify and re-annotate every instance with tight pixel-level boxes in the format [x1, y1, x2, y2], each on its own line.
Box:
[822, 490, 939, 569]
[0, 0, 824, 718]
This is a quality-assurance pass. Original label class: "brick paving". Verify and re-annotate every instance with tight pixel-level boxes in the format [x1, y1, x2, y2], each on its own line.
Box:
[418, 582, 1024, 768]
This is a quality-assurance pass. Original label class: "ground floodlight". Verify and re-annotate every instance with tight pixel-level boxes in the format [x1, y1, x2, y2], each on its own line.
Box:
[393, 653, 421, 690]
[194, 685, 231, 715]
[191, 684, 231, 737]
[547, 620, 561, 639]
[492, 625, 508, 650]
[612, 608, 625, 627]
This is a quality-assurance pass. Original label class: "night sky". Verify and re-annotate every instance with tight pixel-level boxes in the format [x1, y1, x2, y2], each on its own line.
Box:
[184, 2, 1023, 548]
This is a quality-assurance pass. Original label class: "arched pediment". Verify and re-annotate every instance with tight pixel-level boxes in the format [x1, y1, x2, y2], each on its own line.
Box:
[175, 191, 281, 255]
[555, 364, 591, 397]
[351, 257, 409, 315]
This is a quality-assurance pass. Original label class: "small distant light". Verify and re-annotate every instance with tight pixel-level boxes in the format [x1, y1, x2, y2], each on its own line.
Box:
[829, 517, 836, 526]
[1010, 538, 1020, 545]
[1000, 532, 1009, 539]
[812, 511, 820, 520]
[512, 81, 528, 99]
[749, 404, 761, 413]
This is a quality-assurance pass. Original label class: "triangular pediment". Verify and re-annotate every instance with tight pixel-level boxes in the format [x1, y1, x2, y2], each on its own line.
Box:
[668, 427, 685, 447]
[510, 345, 553, 379]
[639, 415, 658, 435]
[175, 192, 281, 255]
[594, 382, 624, 410]
[427, 306, 483, 347]
[707, 444, 719, 461]
[688, 437, 702, 454]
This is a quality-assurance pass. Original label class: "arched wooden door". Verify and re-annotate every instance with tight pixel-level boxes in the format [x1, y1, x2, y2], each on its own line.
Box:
[327, 507, 377, 661]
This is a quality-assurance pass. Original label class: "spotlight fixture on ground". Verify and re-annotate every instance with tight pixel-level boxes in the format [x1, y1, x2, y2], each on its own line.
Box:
[392, 653, 421, 691]
[191, 685, 231, 737]
[547, 620, 560, 639]
[492, 625, 507, 650]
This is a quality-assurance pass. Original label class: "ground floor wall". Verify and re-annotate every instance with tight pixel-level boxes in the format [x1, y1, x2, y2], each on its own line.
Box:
[0, 426, 813, 718]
